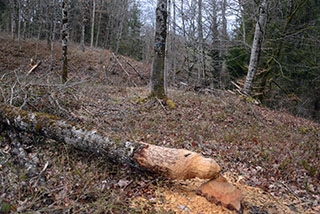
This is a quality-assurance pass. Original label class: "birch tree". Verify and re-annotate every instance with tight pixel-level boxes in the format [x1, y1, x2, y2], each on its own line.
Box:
[61, 0, 69, 83]
[171, 0, 177, 83]
[243, 0, 268, 95]
[80, 0, 89, 52]
[150, 0, 168, 98]
[219, 0, 229, 89]
[90, 0, 95, 48]
[197, 0, 204, 81]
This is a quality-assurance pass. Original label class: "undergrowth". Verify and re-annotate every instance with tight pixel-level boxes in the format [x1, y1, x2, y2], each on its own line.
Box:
[0, 35, 319, 213]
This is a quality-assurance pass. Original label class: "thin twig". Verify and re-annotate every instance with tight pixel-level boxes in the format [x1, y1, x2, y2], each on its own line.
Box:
[123, 57, 147, 84]
[32, 161, 49, 188]
[156, 97, 167, 112]
[112, 52, 130, 77]
[27, 61, 41, 76]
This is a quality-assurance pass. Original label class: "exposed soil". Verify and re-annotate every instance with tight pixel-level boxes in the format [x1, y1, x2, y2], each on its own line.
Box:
[0, 34, 319, 213]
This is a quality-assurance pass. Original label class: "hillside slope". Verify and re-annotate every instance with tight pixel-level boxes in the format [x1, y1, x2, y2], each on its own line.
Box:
[0, 35, 319, 213]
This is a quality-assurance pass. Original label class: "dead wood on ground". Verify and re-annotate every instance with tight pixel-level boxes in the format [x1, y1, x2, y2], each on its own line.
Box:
[0, 103, 221, 180]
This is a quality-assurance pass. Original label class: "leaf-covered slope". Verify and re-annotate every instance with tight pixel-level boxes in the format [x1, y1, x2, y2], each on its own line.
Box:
[0, 34, 319, 213]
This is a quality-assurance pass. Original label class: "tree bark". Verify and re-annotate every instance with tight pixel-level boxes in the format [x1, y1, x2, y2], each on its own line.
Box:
[197, 0, 205, 81]
[80, 0, 87, 52]
[114, 1, 127, 55]
[150, 0, 168, 99]
[90, 0, 95, 49]
[0, 104, 221, 180]
[243, 0, 268, 95]
[171, 0, 176, 84]
[61, 0, 68, 83]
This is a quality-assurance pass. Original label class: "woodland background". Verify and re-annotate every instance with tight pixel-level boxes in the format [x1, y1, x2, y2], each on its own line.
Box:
[0, 0, 320, 213]
[0, 0, 319, 121]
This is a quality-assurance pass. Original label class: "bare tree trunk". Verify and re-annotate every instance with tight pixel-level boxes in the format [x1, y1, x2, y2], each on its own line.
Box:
[165, 0, 171, 93]
[50, 0, 57, 71]
[219, 0, 229, 89]
[95, 1, 102, 48]
[0, 103, 221, 180]
[80, 17, 86, 52]
[80, 0, 87, 52]
[180, 0, 188, 80]
[11, 0, 17, 39]
[90, 0, 95, 49]
[80, 24, 85, 52]
[23, 0, 30, 40]
[238, 0, 247, 45]
[197, 0, 205, 81]
[17, 0, 21, 50]
[150, 0, 168, 98]
[171, 0, 176, 84]
[243, 0, 268, 95]
[115, 1, 127, 55]
[61, 0, 68, 83]
[35, 24, 41, 61]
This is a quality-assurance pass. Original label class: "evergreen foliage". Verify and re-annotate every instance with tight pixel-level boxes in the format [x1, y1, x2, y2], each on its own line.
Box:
[228, 0, 320, 120]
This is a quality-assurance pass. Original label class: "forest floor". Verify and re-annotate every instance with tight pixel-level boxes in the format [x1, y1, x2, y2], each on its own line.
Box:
[0, 34, 319, 213]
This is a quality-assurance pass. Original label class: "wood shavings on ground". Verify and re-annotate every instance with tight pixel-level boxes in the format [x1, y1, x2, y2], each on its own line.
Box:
[131, 173, 312, 214]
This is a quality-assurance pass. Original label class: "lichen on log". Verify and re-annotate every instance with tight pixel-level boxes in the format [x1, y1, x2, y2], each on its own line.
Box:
[0, 104, 139, 165]
[0, 104, 221, 180]
[0, 104, 244, 212]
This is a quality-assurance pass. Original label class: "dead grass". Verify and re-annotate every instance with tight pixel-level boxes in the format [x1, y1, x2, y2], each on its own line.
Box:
[0, 35, 319, 213]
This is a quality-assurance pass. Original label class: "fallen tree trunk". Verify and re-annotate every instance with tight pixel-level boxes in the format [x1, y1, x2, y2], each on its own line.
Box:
[0, 104, 220, 180]
[0, 104, 244, 212]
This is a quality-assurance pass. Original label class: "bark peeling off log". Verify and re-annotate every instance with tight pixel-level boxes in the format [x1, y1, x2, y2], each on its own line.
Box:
[0, 104, 221, 180]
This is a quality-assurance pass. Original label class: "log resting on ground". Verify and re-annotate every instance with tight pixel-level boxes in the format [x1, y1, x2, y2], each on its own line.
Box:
[0, 104, 243, 212]
[0, 104, 220, 180]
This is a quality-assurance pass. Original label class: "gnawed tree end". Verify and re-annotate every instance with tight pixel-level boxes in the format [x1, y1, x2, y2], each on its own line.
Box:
[0, 104, 220, 180]
[0, 103, 243, 211]
[134, 143, 221, 180]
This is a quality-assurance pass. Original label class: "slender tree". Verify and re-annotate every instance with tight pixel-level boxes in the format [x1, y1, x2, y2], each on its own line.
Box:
[61, 0, 69, 83]
[171, 0, 176, 83]
[243, 0, 268, 95]
[115, 0, 128, 55]
[197, 0, 204, 81]
[150, 0, 168, 98]
[94, 0, 104, 48]
[90, 0, 95, 48]
[219, 0, 229, 89]
[48, 0, 58, 71]
[80, 0, 88, 52]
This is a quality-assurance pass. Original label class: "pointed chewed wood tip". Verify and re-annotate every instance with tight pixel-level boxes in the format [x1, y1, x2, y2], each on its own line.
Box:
[196, 175, 243, 213]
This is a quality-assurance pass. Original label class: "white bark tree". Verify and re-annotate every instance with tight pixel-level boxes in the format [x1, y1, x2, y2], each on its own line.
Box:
[61, 0, 69, 83]
[90, 0, 95, 48]
[80, 0, 89, 52]
[171, 0, 177, 83]
[219, 0, 229, 89]
[197, 0, 205, 81]
[243, 0, 269, 95]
